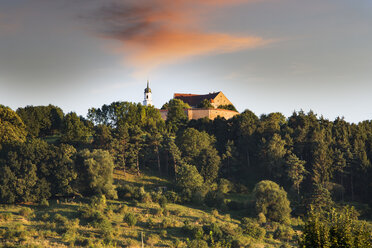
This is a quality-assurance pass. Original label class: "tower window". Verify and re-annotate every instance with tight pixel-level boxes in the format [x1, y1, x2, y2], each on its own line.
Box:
[147, 96, 148, 99]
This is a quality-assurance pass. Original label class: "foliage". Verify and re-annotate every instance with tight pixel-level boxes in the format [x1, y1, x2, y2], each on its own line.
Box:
[176, 163, 204, 194]
[0, 105, 27, 146]
[198, 99, 214, 109]
[217, 104, 238, 112]
[16, 105, 64, 137]
[253, 180, 291, 224]
[124, 212, 137, 227]
[241, 217, 266, 240]
[60, 112, 92, 145]
[75, 149, 117, 199]
[299, 206, 372, 248]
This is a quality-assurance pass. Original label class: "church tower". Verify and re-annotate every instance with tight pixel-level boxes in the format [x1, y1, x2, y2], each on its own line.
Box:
[143, 80, 153, 106]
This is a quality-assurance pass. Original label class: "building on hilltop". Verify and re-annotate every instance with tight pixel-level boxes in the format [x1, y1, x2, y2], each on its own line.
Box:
[143, 80, 153, 106]
[160, 91, 239, 121]
[174, 91, 233, 109]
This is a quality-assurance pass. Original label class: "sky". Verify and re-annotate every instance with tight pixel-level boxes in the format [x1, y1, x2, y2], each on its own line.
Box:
[0, 0, 371, 123]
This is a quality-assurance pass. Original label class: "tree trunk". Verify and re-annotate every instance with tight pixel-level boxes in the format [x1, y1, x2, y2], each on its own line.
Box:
[157, 146, 161, 175]
[136, 153, 140, 176]
[247, 149, 250, 167]
[173, 156, 177, 181]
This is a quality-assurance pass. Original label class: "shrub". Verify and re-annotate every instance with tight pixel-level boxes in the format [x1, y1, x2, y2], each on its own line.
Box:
[0, 212, 13, 221]
[159, 195, 168, 208]
[253, 180, 291, 224]
[192, 191, 205, 205]
[165, 191, 180, 203]
[19, 207, 34, 218]
[160, 230, 167, 238]
[146, 233, 161, 246]
[258, 212, 266, 225]
[117, 184, 135, 200]
[117, 204, 129, 215]
[79, 206, 107, 228]
[203, 223, 223, 241]
[218, 179, 234, 194]
[124, 213, 137, 227]
[187, 239, 209, 248]
[1, 223, 29, 242]
[299, 206, 372, 248]
[205, 190, 225, 208]
[40, 198, 49, 207]
[41, 213, 50, 221]
[151, 207, 163, 217]
[141, 192, 152, 203]
[183, 221, 204, 240]
[90, 194, 107, 211]
[241, 218, 266, 240]
[273, 224, 295, 242]
[160, 218, 172, 229]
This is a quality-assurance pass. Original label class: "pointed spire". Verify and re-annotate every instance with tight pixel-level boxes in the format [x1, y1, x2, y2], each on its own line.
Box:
[144, 80, 151, 93]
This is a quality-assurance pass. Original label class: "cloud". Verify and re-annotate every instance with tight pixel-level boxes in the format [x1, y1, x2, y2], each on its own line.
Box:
[90, 0, 269, 73]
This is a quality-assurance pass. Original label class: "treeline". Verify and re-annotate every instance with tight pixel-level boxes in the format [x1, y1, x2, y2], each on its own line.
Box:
[1, 101, 372, 210]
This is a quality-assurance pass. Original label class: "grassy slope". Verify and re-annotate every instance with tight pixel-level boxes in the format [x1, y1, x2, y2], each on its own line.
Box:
[0, 171, 298, 248]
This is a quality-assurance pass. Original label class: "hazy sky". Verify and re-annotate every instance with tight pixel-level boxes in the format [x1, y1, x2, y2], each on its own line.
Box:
[1, 0, 371, 123]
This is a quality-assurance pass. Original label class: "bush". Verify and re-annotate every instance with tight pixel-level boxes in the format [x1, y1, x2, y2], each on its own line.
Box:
[159, 195, 168, 208]
[187, 239, 209, 248]
[117, 184, 135, 200]
[124, 213, 137, 227]
[205, 190, 225, 208]
[1, 223, 29, 242]
[241, 218, 266, 240]
[183, 221, 204, 240]
[165, 191, 180, 203]
[253, 180, 291, 224]
[160, 218, 173, 229]
[79, 206, 107, 228]
[299, 206, 372, 248]
[90, 194, 107, 211]
[0, 212, 13, 221]
[273, 224, 295, 242]
[19, 207, 34, 218]
[203, 223, 223, 241]
[146, 233, 161, 246]
[40, 198, 49, 207]
[218, 179, 234, 194]
[117, 204, 129, 215]
[258, 212, 266, 225]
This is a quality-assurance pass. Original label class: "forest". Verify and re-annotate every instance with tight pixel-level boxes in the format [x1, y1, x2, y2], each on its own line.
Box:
[0, 100, 371, 247]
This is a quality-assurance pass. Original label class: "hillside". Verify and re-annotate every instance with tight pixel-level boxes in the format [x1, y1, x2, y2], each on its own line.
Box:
[0, 170, 305, 248]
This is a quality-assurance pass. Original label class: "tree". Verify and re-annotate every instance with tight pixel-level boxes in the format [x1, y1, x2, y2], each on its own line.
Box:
[176, 163, 204, 193]
[196, 147, 221, 184]
[75, 149, 117, 199]
[61, 112, 92, 145]
[92, 124, 113, 150]
[299, 206, 372, 248]
[0, 139, 53, 203]
[217, 104, 237, 112]
[197, 99, 214, 109]
[162, 99, 190, 133]
[0, 105, 27, 146]
[176, 128, 221, 183]
[16, 105, 64, 137]
[260, 133, 287, 179]
[286, 153, 306, 195]
[221, 140, 238, 178]
[253, 180, 291, 223]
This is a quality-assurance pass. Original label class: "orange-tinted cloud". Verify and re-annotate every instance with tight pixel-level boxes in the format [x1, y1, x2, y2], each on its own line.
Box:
[93, 0, 268, 72]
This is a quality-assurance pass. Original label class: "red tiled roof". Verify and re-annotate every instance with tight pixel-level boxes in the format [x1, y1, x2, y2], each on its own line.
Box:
[174, 92, 220, 107]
